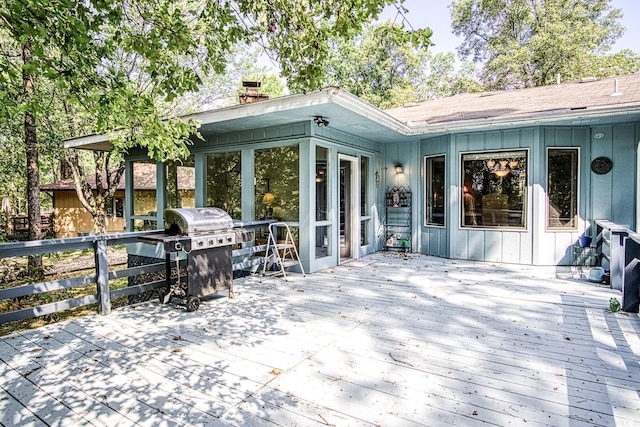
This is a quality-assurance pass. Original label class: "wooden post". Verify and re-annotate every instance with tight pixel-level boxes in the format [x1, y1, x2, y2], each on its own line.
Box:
[610, 229, 628, 291]
[622, 236, 640, 313]
[95, 238, 111, 315]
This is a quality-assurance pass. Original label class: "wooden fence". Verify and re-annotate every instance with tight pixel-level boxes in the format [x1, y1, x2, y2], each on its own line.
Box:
[0, 225, 273, 325]
[0, 231, 165, 325]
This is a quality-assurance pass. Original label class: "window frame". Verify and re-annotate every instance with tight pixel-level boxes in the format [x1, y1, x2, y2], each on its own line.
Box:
[424, 154, 446, 227]
[546, 147, 580, 231]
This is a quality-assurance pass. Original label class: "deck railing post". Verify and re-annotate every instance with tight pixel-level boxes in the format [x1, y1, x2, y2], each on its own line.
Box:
[595, 223, 603, 266]
[610, 229, 628, 291]
[95, 238, 111, 315]
[622, 236, 640, 313]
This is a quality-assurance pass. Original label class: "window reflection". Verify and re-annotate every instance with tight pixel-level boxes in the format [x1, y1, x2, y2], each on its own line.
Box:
[360, 156, 369, 216]
[315, 225, 331, 259]
[255, 145, 299, 221]
[425, 155, 445, 226]
[316, 146, 328, 221]
[207, 152, 241, 219]
[166, 157, 195, 209]
[132, 161, 158, 231]
[547, 148, 578, 229]
[462, 151, 527, 228]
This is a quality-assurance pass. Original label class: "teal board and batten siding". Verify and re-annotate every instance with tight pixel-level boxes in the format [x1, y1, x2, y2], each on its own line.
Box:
[534, 127, 590, 265]
[380, 141, 421, 251]
[589, 123, 636, 228]
[449, 129, 536, 264]
[535, 124, 637, 265]
[417, 123, 638, 266]
[420, 135, 449, 257]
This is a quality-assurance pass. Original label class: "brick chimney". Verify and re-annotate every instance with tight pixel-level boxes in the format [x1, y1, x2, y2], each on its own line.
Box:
[239, 80, 269, 104]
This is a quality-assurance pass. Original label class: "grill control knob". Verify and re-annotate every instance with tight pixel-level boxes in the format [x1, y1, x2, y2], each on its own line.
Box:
[197, 240, 204, 247]
[208, 240, 214, 246]
[217, 238, 223, 244]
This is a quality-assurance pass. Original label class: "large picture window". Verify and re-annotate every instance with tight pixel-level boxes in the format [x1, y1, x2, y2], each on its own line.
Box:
[547, 148, 579, 230]
[461, 150, 527, 228]
[425, 155, 445, 226]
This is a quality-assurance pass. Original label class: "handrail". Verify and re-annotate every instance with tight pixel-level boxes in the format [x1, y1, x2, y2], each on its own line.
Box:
[0, 230, 165, 325]
[1, 225, 273, 326]
[595, 220, 639, 313]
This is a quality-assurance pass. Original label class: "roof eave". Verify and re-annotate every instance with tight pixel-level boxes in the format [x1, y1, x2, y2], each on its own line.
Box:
[408, 103, 640, 136]
[64, 87, 411, 151]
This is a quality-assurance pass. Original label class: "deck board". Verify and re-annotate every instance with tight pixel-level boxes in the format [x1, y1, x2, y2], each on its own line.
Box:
[1, 253, 639, 426]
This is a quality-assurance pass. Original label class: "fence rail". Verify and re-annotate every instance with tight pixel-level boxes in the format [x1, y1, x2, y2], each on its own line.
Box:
[595, 220, 639, 313]
[0, 231, 165, 325]
[0, 227, 273, 325]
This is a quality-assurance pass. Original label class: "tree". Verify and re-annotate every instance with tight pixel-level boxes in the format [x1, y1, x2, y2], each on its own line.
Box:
[418, 52, 483, 100]
[2, 0, 412, 240]
[451, 0, 640, 90]
[324, 22, 432, 109]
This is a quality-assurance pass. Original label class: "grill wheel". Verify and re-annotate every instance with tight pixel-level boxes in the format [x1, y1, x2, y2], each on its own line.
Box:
[186, 296, 201, 312]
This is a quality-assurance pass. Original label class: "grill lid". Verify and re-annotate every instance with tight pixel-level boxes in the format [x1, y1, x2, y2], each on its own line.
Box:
[164, 207, 234, 235]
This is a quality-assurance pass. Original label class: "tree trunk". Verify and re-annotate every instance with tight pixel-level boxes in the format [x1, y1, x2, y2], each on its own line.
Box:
[66, 148, 124, 236]
[23, 38, 43, 279]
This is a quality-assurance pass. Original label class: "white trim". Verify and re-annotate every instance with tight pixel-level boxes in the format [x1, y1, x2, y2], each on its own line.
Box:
[423, 154, 446, 228]
[338, 154, 359, 263]
[459, 148, 530, 231]
[545, 147, 580, 232]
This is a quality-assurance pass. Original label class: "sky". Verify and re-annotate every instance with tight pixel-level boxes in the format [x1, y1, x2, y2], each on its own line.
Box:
[378, 0, 640, 56]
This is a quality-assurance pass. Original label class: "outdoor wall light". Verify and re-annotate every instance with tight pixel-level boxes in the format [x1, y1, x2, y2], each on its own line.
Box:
[395, 164, 403, 174]
[314, 116, 329, 127]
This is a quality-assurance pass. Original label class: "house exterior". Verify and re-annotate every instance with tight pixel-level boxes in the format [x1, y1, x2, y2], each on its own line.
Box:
[66, 74, 640, 272]
[40, 177, 126, 238]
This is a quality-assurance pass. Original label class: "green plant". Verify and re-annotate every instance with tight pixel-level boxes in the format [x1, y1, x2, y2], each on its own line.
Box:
[607, 297, 621, 313]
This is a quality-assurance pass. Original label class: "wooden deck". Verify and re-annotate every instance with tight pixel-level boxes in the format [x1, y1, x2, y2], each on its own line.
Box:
[1, 253, 639, 426]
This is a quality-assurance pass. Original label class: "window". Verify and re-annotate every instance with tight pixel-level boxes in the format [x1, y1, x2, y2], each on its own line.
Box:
[425, 155, 445, 226]
[461, 150, 527, 228]
[255, 145, 299, 221]
[207, 152, 241, 219]
[360, 155, 371, 246]
[166, 157, 195, 209]
[131, 161, 158, 230]
[316, 146, 328, 221]
[105, 197, 124, 218]
[315, 146, 330, 259]
[547, 148, 579, 229]
[360, 156, 369, 217]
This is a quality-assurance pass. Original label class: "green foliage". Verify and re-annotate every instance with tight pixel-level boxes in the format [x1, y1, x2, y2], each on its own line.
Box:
[323, 23, 486, 108]
[2, 0, 399, 162]
[418, 52, 484, 100]
[451, 0, 639, 89]
[324, 22, 432, 108]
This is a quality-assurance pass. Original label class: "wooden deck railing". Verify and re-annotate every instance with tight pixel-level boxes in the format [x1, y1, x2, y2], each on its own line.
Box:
[595, 220, 640, 313]
[0, 225, 273, 325]
[0, 231, 166, 325]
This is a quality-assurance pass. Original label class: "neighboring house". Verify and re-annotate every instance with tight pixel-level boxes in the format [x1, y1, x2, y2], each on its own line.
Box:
[66, 74, 640, 272]
[40, 163, 195, 238]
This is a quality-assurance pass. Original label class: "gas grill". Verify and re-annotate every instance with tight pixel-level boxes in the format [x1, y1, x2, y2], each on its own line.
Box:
[141, 207, 254, 311]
